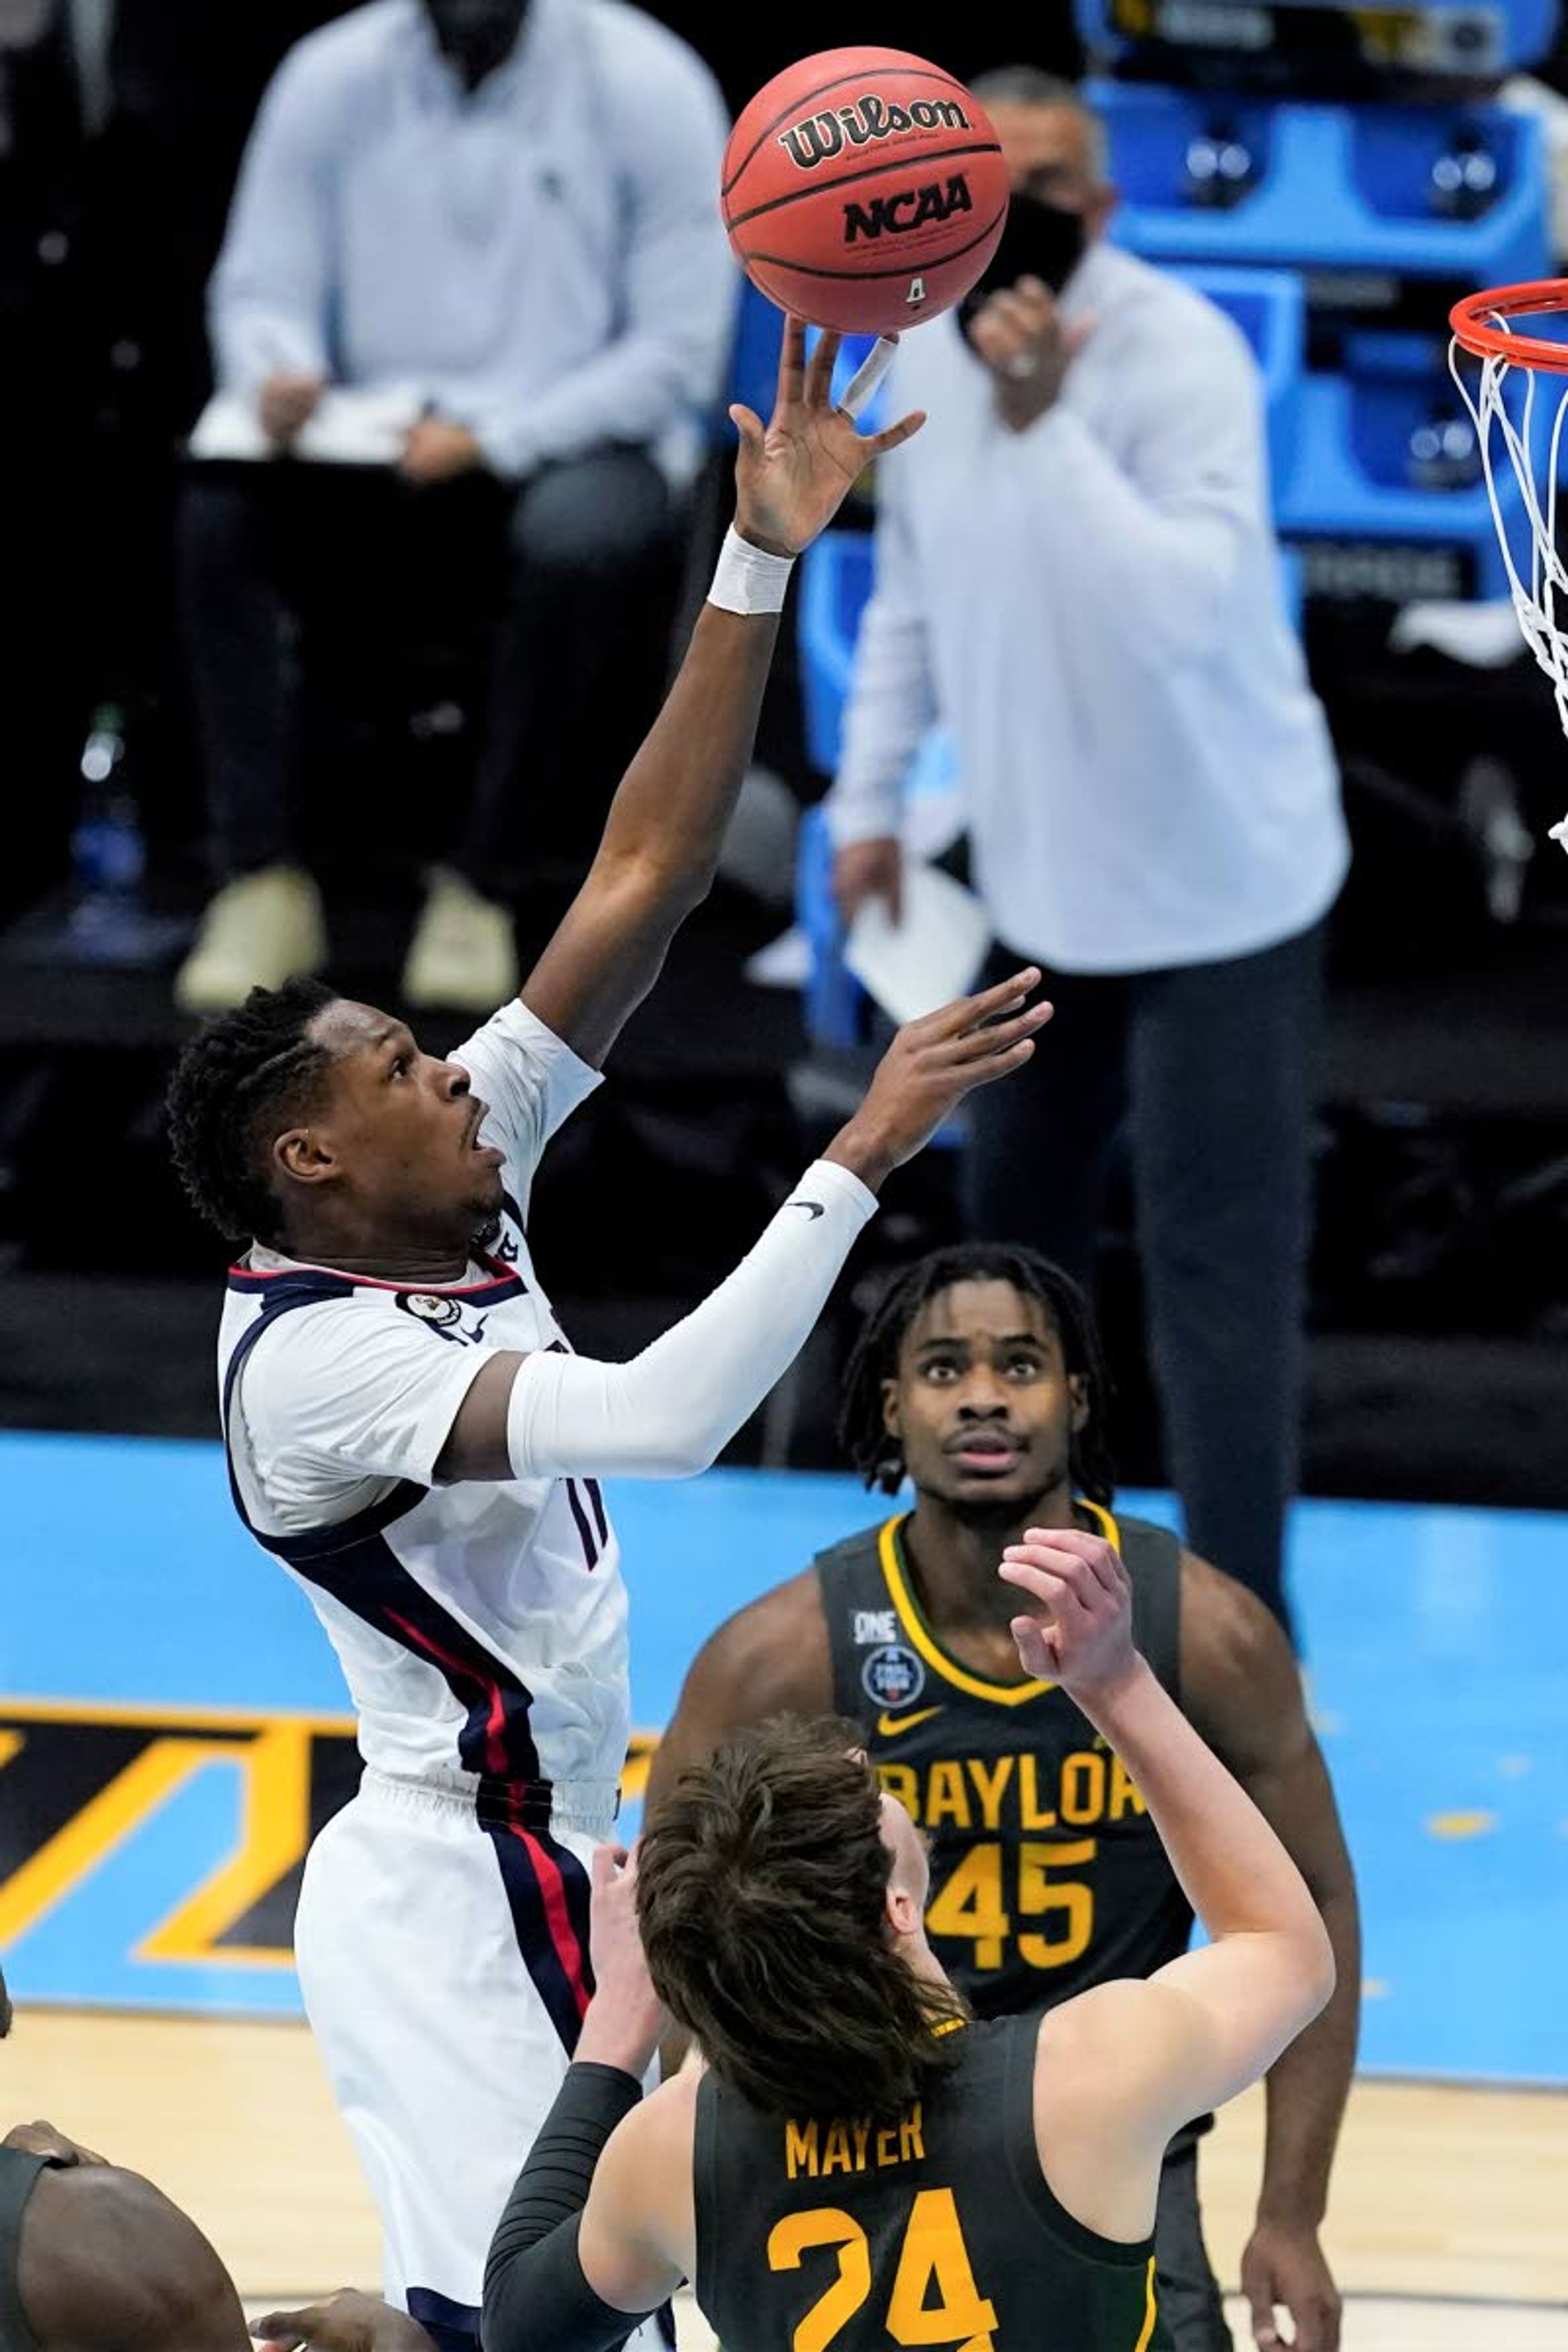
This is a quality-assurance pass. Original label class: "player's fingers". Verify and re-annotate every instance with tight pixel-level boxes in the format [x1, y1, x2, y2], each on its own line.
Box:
[948, 1000, 1054, 1058]
[1010, 1615, 1058, 1676]
[806, 326, 842, 404]
[928, 966, 1043, 1038]
[999, 1557, 1093, 1623]
[1031, 1526, 1126, 1597]
[250, 2312, 314, 2346]
[1004, 1542, 1101, 1612]
[728, 403, 766, 461]
[776, 314, 808, 402]
[865, 406, 927, 456]
[590, 1843, 623, 1892]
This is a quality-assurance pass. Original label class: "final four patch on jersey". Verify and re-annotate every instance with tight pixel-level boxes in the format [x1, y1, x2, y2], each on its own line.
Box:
[397, 1292, 465, 1328]
[861, 1643, 927, 1709]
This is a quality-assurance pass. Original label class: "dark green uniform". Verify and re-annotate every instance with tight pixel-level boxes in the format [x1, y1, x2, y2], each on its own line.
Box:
[694, 2012, 1169, 2352]
[0, 2145, 57, 2352]
[818, 1505, 1193, 2019]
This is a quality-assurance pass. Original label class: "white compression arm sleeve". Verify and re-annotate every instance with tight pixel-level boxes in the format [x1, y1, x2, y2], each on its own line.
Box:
[506, 1160, 877, 1480]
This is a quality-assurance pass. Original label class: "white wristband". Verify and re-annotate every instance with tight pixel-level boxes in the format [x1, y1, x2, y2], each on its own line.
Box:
[707, 526, 795, 616]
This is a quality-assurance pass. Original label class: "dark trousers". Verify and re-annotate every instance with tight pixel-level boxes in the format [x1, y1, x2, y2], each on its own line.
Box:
[1154, 2145, 1234, 2352]
[176, 445, 676, 891]
[965, 923, 1323, 1636]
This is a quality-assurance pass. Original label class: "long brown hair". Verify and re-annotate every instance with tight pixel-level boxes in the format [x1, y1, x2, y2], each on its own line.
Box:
[637, 1716, 965, 2120]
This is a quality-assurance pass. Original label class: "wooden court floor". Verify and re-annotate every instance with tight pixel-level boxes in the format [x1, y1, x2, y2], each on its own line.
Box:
[7, 2005, 1564, 2350]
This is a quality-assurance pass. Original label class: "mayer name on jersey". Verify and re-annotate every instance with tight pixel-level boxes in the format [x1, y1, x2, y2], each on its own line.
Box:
[695, 2013, 1169, 2352]
[820, 1506, 1192, 2019]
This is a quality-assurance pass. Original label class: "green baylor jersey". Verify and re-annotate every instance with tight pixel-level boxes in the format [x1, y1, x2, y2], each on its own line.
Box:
[819, 1505, 1193, 2020]
[694, 2011, 1168, 2352]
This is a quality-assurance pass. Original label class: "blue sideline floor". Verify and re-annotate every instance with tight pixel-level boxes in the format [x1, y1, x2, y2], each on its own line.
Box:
[0, 1432, 1564, 2084]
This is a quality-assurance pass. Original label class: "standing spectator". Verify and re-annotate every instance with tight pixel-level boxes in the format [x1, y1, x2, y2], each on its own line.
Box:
[175, 0, 734, 1016]
[828, 68, 1349, 1636]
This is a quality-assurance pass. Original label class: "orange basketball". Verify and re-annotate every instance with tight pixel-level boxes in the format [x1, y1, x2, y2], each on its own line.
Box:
[721, 48, 1011, 338]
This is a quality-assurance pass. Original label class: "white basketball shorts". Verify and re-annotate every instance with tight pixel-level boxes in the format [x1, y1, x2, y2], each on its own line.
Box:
[294, 1765, 663, 2351]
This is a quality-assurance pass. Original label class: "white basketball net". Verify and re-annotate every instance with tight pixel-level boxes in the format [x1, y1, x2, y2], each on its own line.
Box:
[1450, 313, 1568, 852]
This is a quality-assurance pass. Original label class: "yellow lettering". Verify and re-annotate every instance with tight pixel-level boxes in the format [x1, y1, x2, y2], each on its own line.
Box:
[821, 2120, 853, 2177]
[786, 2118, 820, 2180]
[899, 2103, 925, 2163]
[875, 2120, 901, 2167]
[1018, 1754, 1058, 1830]
[965, 1755, 1014, 1832]
[851, 2120, 871, 2172]
[1108, 1753, 1147, 1820]
[924, 1760, 971, 1830]
[1017, 1839, 1096, 1969]
[879, 1762, 921, 1820]
[885, 2186, 996, 2351]
[767, 2211, 869, 2352]
[1060, 1751, 1106, 1826]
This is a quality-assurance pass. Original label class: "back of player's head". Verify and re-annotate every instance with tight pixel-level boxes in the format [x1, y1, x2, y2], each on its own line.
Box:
[837, 1243, 1114, 1502]
[638, 1715, 964, 2121]
[166, 978, 340, 1244]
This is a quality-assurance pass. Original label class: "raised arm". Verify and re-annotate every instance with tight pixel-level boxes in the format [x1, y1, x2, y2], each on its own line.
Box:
[519, 317, 924, 1069]
[999, 1532, 1334, 2233]
[436, 970, 1049, 1483]
[1182, 1557, 1360, 2352]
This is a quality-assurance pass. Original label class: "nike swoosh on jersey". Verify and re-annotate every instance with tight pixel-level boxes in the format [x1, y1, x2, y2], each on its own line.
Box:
[876, 1705, 944, 1738]
[788, 1199, 826, 1218]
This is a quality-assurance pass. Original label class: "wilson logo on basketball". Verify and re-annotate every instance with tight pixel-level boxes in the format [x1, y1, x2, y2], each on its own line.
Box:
[844, 172, 973, 244]
[777, 91, 971, 172]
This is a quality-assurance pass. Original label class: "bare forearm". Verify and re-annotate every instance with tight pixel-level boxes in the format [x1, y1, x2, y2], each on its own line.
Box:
[1258, 1882, 1361, 2225]
[596, 599, 781, 889]
[1085, 1663, 1326, 1956]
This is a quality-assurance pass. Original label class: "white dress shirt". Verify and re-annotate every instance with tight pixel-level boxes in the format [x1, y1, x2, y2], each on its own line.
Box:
[209, 0, 735, 483]
[828, 241, 1349, 973]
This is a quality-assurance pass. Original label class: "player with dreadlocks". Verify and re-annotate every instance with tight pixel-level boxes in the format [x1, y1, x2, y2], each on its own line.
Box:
[647, 1243, 1361, 2352]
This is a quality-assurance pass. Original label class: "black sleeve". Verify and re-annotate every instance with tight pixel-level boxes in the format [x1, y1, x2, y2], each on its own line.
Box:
[481, 2062, 653, 2352]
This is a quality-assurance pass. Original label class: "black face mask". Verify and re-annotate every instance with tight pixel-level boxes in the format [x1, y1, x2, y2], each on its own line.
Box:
[958, 190, 1089, 343]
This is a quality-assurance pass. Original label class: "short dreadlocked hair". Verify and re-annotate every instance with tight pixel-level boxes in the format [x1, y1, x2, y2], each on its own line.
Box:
[166, 978, 341, 1243]
[837, 1243, 1115, 1504]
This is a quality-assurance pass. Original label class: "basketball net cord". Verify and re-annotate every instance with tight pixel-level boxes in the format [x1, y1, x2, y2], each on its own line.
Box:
[1449, 318, 1568, 851]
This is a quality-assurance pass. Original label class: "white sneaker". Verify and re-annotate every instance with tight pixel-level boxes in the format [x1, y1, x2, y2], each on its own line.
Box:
[174, 865, 327, 1013]
[402, 867, 519, 1012]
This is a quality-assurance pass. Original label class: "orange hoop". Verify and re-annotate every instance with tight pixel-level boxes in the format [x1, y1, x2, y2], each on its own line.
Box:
[1448, 280, 1568, 851]
[1449, 279, 1568, 372]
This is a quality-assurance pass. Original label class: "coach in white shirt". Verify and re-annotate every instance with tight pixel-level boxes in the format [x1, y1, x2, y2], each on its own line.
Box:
[830, 69, 1349, 1657]
[175, 0, 734, 1018]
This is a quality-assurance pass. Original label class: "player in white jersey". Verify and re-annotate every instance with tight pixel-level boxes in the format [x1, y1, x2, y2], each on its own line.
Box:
[165, 321, 1053, 2351]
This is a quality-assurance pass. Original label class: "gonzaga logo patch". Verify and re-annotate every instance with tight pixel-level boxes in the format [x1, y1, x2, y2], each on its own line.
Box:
[861, 1644, 927, 1709]
[398, 1292, 464, 1328]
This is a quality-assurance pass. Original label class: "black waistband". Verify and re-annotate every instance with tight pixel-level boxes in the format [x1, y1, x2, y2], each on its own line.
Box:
[475, 1775, 559, 1832]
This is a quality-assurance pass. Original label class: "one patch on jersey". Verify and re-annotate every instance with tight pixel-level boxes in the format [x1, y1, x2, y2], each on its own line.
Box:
[398, 1291, 465, 1328]
[861, 1643, 927, 1709]
[853, 1609, 899, 1646]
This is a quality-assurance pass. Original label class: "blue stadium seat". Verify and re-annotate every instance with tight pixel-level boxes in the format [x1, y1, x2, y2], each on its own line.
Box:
[1094, 86, 1550, 294]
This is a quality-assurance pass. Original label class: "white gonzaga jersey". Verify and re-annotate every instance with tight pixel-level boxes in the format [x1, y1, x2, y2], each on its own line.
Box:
[218, 1000, 630, 1818]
